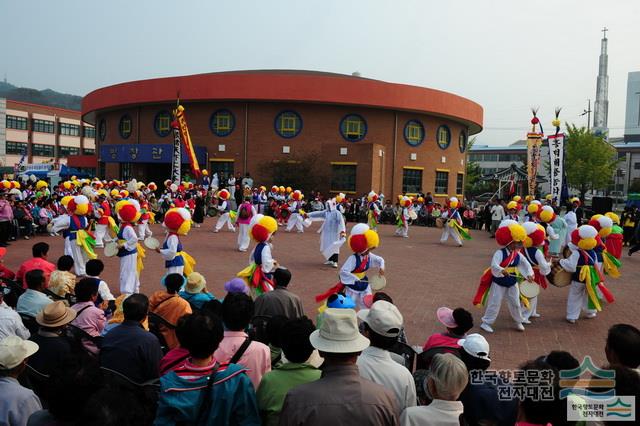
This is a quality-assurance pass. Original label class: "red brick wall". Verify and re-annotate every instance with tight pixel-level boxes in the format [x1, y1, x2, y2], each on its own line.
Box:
[96, 102, 469, 200]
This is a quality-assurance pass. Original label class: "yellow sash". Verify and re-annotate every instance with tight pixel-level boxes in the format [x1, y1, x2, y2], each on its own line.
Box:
[178, 251, 196, 276]
[76, 230, 97, 260]
[579, 265, 601, 311]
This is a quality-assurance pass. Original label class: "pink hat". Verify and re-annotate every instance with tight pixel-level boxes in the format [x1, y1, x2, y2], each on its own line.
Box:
[436, 307, 457, 328]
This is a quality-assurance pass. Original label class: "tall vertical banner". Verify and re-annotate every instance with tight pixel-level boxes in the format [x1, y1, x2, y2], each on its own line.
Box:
[547, 133, 565, 203]
[526, 132, 543, 196]
[171, 122, 182, 184]
[175, 105, 201, 178]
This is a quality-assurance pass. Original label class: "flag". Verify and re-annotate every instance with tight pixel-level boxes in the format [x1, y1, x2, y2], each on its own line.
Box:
[508, 173, 516, 195]
[174, 105, 201, 178]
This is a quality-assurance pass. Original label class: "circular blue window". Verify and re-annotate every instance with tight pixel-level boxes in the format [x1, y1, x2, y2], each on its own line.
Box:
[275, 110, 302, 138]
[210, 109, 235, 137]
[340, 114, 367, 142]
[436, 125, 451, 150]
[98, 119, 106, 142]
[119, 115, 132, 139]
[404, 120, 425, 146]
[458, 131, 468, 153]
[154, 111, 172, 137]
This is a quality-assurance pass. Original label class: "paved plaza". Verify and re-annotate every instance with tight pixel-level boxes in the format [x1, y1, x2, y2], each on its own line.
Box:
[4, 221, 638, 369]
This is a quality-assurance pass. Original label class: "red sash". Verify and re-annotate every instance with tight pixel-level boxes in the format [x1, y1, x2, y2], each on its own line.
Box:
[315, 255, 369, 302]
[472, 249, 519, 306]
[604, 233, 623, 260]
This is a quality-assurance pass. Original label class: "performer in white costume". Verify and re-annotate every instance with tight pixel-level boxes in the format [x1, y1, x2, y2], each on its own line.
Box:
[213, 189, 236, 233]
[115, 199, 143, 295]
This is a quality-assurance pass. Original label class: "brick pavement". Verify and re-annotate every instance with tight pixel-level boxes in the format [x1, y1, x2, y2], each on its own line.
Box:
[3, 221, 638, 370]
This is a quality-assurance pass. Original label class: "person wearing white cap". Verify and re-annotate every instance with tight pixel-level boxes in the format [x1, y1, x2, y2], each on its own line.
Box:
[279, 308, 399, 426]
[0, 336, 42, 425]
[357, 301, 417, 412]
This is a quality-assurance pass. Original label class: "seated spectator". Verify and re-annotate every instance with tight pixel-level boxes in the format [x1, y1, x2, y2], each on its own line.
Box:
[17, 270, 52, 317]
[155, 313, 260, 425]
[223, 277, 250, 297]
[15, 242, 56, 288]
[265, 315, 288, 368]
[71, 278, 106, 354]
[201, 299, 223, 319]
[85, 259, 116, 310]
[366, 292, 408, 345]
[0, 336, 42, 425]
[458, 333, 518, 426]
[591, 364, 640, 405]
[279, 308, 399, 425]
[401, 353, 468, 426]
[100, 294, 162, 384]
[179, 271, 215, 311]
[254, 267, 304, 319]
[28, 354, 103, 426]
[0, 247, 16, 280]
[605, 323, 640, 372]
[78, 387, 153, 426]
[423, 307, 473, 351]
[516, 359, 565, 426]
[13, 200, 34, 240]
[357, 300, 417, 412]
[48, 255, 76, 298]
[28, 301, 76, 376]
[0, 283, 30, 339]
[214, 292, 271, 389]
[539, 350, 580, 371]
[159, 315, 190, 375]
[257, 317, 321, 426]
[149, 273, 193, 349]
[101, 294, 149, 336]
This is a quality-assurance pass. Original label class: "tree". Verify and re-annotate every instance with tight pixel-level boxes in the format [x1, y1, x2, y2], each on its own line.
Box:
[258, 151, 328, 195]
[564, 124, 619, 201]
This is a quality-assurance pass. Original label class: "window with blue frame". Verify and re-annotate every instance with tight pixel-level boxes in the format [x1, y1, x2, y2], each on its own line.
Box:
[154, 111, 171, 137]
[210, 109, 235, 137]
[458, 131, 467, 153]
[98, 119, 106, 141]
[119, 115, 132, 139]
[275, 111, 302, 138]
[340, 114, 367, 142]
[404, 120, 425, 146]
[436, 125, 451, 150]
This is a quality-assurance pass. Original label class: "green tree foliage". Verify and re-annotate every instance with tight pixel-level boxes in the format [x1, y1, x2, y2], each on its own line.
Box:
[259, 151, 328, 194]
[564, 124, 619, 200]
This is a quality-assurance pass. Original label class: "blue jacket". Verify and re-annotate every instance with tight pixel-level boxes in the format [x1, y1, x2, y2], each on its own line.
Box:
[154, 363, 260, 426]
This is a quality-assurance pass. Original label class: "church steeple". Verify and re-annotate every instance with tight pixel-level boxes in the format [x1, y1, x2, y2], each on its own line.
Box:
[593, 27, 609, 137]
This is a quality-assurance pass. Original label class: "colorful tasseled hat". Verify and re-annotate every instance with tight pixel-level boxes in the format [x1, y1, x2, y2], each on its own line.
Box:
[278, 186, 286, 193]
[495, 219, 527, 246]
[66, 195, 92, 216]
[163, 208, 192, 236]
[448, 197, 459, 208]
[147, 182, 158, 191]
[348, 223, 380, 254]
[249, 214, 278, 242]
[217, 189, 230, 200]
[588, 214, 613, 238]
[537, 205, 557, 224]
[60, 195, 74, 208]
[291, 190, 303, 201]
[400, 196, 412, 208]
[524, 195, 533, 203]
[605, 212, 620, 225]
[506, 201, 518, 211]
[35, 180, 48, 190]
[522, 221, 546, 248]
[335, 192, 346, 203]
[367, 191, 378, 202]
[527, 200, 541, 215]
[115, 199, 141, 223]
[570, 225, 598, 250]
[119, 190, 129, 199]
[570, 197, 581, 206]
[271, 185, 279, 193]
[513, 195, 522, 203]
[286, 186, 293, 194]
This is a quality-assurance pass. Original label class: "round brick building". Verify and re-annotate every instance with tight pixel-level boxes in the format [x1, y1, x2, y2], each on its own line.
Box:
[82, 70, 483, 200]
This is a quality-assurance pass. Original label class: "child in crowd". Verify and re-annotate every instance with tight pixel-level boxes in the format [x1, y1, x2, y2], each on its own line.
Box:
[48, 255, 76, 298]
[85, 259, 116, 315]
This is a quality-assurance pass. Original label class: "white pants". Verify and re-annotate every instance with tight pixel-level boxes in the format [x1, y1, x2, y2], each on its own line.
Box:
[137, 222, 152, 240]
[482, 283, 524, 324]
[522, 296, 538, 320]
[440, 226, 462, 245]
[345, 285, 372, 311]
[67, 238, 88, 276]
[215, 213, 235, 231]
[63, 237, 73, 257]
[566, 281, 597, 320]
[120, 254, 140, 294]
[286, 214, 304, 232]
[238, 223, 250, 251]
[166, 265, 184, 276]
[94, 224, 111, 247]
[395, 224, 408, 237]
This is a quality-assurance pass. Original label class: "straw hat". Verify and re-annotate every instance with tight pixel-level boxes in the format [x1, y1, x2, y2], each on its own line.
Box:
[36, 301, 77, 327]
[186, 272, 207, 294]
[309, 308, 370, 353]
[0, 336, 39, 370]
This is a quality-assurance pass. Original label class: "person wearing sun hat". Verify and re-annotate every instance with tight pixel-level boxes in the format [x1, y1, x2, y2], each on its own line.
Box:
[422, 307, 474, 353]
[28, 301, 76, 376]
[0, 336, 42, 425]
[179, 272, 216, 310]
[315, 223, 385, 310]
[560, 224, 615, 324]
[279, 308, 399, 426]
[474, 220, 534, 333]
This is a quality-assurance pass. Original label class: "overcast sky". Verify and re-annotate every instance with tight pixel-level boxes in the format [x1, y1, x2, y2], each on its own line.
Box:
[3, 0, 639, 145]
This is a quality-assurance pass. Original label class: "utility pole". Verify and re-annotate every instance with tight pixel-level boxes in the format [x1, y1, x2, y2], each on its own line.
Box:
[581, 99, 592, 131]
